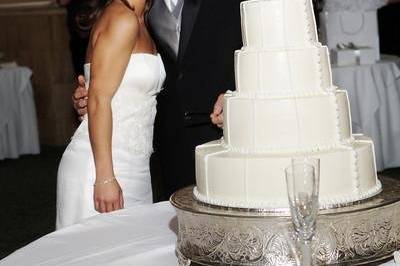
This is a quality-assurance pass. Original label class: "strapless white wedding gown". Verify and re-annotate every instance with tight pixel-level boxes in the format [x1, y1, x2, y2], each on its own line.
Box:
[56, 53, 165, 230]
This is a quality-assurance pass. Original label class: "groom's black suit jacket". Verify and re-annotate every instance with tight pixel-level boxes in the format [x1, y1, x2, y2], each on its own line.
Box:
[148, 0, 243, 199]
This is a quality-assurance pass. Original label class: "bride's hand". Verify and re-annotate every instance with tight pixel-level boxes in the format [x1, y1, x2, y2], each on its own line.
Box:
[93, 179, 124, 213]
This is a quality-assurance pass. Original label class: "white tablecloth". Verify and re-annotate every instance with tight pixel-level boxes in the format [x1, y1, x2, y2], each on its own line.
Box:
[0, 202, 179, 266]
[0, 66, 40, 159]
[0, 201, 397, 266]
[332, 59, 400, 171]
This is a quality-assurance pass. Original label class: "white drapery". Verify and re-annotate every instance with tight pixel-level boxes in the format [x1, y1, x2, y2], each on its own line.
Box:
[323, 0, 388, 12]
[0, 67, 40, 159]
[332, 58, 400, 171]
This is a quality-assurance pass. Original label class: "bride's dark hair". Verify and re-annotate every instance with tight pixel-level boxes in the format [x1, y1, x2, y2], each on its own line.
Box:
[74, 0, 152, 33]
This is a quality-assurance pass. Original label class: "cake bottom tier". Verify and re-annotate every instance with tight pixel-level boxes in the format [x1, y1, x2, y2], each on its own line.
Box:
[194, 135, 382, 209]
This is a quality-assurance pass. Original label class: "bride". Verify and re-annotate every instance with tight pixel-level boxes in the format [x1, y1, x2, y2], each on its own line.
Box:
[56, 0, 165, 229]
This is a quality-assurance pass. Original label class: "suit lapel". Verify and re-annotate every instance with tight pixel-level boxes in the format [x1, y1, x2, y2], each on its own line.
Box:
[178, 0, 203, 63]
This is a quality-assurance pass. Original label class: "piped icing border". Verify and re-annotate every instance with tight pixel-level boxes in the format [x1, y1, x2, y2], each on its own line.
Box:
[351, 146, 361, 194]
[221, 138, 352, 155]
[193, 180, 382, 210]
[331, 89, 344, 142]
[239, 43, 325, 52]
[226, 87, 338, 100]
[205, 135, 357, 155]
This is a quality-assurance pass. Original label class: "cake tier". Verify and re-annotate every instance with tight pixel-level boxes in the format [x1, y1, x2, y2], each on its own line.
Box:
[195, 136, 381, 209]
[235, 45, 332, 94]
[223, 90, 352, 152]
[241, 0, 318, 49]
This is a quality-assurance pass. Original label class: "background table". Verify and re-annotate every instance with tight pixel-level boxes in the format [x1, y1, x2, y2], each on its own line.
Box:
[0, 66, 40, 159]
[0, 201, 397, 266]
[332, 58, 400, 171]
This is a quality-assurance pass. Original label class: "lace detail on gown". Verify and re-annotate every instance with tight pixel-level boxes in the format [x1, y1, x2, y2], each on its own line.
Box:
[114, 97, 158, 157]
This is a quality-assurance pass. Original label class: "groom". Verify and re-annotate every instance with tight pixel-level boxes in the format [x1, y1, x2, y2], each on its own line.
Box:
[73, 0, 244, 201]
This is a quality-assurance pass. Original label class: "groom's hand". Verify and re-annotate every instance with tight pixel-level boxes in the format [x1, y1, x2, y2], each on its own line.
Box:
[72, 75, 88, 121]
[210, 93, 225, 128]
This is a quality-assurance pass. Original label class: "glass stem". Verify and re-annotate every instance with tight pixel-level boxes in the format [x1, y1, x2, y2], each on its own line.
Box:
[300, 240, 312, 266]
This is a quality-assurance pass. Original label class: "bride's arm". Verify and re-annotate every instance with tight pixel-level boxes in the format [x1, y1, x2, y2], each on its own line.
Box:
[88, 11, 138, 213]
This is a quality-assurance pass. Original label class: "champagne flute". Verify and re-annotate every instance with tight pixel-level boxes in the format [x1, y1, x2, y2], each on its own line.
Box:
[285, 157, 320, 265]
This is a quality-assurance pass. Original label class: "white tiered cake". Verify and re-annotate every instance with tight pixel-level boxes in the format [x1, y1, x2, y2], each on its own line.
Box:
[194, 0, 382, 209]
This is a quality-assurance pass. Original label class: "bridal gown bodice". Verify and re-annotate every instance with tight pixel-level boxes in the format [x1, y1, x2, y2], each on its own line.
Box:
[76, 53, 166, 157]
[56, 53, 165, 230]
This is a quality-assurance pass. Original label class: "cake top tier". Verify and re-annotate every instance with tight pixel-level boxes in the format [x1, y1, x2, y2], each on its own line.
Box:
[241, 0, 318, 49]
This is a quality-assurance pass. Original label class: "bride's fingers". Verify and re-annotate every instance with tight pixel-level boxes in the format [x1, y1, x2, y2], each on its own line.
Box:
[106, 202, 114, 213]
[114, 196, 122, 210]
[113, 202, 120, 211]
[95, 200, 100, 212]
[99, 201, 107, 213]
[120, 194, 124, 209]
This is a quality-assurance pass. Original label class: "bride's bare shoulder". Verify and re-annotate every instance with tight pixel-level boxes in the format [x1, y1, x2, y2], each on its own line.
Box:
[97, 2, 139, 37]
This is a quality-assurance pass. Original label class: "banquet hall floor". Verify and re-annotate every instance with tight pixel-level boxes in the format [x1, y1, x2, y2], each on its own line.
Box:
[0, 146, 399, 260]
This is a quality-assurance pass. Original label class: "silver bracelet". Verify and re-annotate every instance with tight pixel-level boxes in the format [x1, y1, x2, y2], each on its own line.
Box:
[93, 177, 116, 187]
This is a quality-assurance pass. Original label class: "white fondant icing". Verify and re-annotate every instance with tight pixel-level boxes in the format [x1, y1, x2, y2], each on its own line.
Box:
[223, 90, 352, 152]
[194, 0, 381, 210]
[241, 0, 318, 49]
[195, 137, 380, 209]
[235, 45, 332, 94]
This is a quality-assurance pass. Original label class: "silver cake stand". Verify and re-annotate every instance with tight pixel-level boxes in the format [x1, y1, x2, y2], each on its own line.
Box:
[170, 177, 400, 265]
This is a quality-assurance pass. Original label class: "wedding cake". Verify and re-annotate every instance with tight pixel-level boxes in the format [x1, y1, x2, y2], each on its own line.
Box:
[194, 0, 382, 209]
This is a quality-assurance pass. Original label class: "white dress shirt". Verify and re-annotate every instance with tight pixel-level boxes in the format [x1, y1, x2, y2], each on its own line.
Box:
[163, 0, 184, 41]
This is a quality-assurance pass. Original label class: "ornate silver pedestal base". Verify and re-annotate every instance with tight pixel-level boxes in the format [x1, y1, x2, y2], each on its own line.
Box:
[171, 177, 400, 265]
